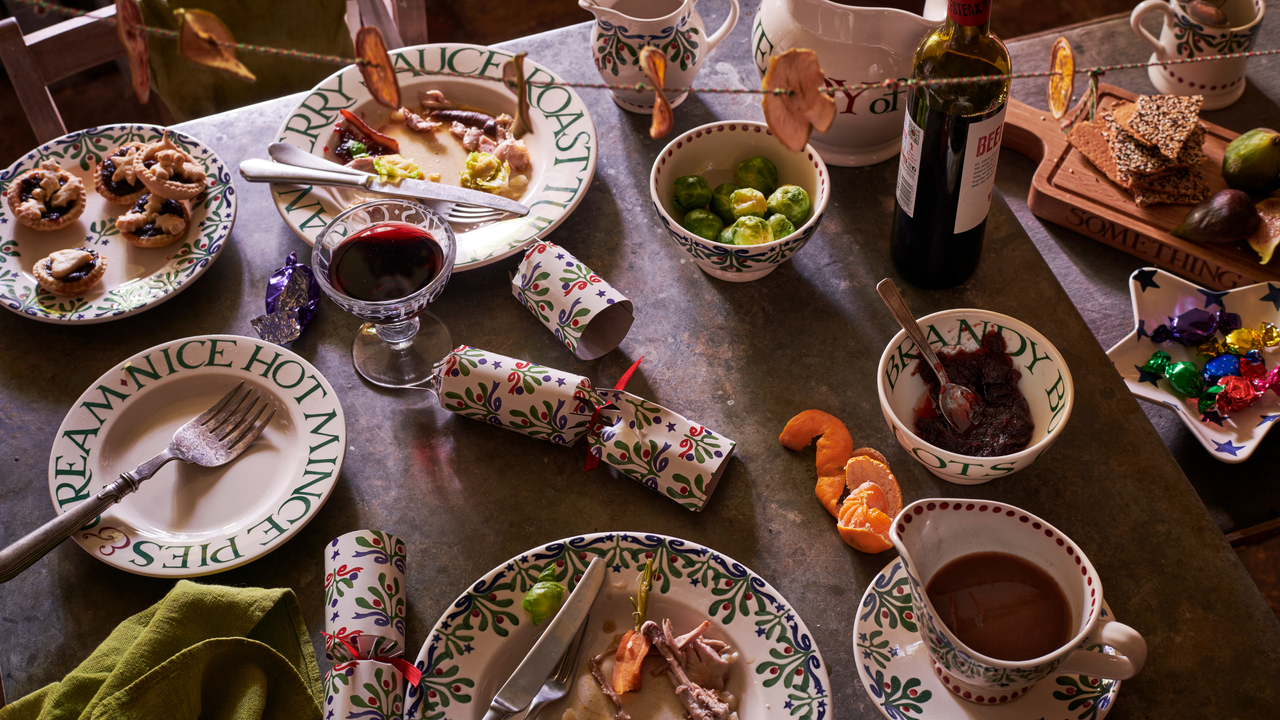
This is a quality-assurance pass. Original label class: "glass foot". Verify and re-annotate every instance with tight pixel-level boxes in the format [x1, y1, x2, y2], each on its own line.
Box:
[351, 312, 452, 388]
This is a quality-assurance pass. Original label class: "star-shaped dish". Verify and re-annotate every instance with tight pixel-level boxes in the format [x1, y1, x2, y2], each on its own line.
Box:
[1107, 268, 1280, 463]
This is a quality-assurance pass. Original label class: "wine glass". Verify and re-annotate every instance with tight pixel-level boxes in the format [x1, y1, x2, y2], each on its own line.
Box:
[313, 198, 457, 388]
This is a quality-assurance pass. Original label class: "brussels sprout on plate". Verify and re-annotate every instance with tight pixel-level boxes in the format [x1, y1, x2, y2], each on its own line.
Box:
[730, 187, 767, 219]
[767, 185, 811, 226]
[673, 175, 713, 213]
[710, 182, 739, 224]
[766, 213, 797, 241]
[522, 564, 565, 626]
[731, 215, 773, 246]
[735, 156, 779, 196]
[460, 151, 510, 194]
[682, 208, 724, 241]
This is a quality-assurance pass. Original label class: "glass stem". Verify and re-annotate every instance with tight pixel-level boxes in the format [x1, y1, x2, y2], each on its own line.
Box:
[376, 317, 420, 350]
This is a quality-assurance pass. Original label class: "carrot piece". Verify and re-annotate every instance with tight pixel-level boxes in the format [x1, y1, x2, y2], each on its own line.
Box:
[780, 409, 854, 518]
[339, 108, 400, 153]
[613, 628, 650, 693]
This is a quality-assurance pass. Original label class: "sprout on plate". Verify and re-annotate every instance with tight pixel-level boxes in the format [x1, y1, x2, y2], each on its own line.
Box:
[767, 213, 797, 241]
[681, 208, 724, 241]
[731, 215, 773, 245]
[734, 156, 778, 196]
[730, 187, 768, 219]
[672, 175, 713, 213]
[767, 184, 811, 226]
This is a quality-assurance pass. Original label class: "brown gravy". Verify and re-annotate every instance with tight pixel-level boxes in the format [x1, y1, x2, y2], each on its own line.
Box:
[925, 552, 1072, 661]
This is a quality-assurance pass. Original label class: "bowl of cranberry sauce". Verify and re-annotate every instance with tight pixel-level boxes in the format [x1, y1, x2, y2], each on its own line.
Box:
[876, 309, 1075, 485]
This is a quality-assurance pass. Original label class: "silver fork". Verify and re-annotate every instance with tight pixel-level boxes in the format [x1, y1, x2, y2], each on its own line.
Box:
[0, 382, 276, 583]
[521, 612, 591, 720]
[265, 143, 509, 224]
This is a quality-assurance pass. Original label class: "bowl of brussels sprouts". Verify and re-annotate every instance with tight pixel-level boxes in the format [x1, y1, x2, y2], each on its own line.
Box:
[650, 121, 830, 281]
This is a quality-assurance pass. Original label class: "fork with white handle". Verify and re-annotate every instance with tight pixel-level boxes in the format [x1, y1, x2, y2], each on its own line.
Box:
[0, 382, 275, 583]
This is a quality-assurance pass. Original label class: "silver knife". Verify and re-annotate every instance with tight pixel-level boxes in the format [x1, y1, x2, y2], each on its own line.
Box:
[237, 158, 530, 217]
[483, 556, 605, 720]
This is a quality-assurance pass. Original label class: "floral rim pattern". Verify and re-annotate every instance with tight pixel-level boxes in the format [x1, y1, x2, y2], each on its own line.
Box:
[0, 124, 235, 323]
[407, 532, 830, 720]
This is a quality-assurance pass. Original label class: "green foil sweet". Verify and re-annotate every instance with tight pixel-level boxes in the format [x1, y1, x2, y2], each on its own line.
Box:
[1165, 361, 1206, 396]
[1143, 350, 1173, 376]
[1198, 385, 1224, 413]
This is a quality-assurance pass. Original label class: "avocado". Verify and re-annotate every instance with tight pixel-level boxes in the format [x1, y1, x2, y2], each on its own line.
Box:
[1171, 189, 1260, 244]
[1223, 128, 1280, 197]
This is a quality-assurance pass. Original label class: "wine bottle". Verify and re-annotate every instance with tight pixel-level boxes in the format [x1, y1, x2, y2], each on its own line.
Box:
[889, 0, 1011, 289]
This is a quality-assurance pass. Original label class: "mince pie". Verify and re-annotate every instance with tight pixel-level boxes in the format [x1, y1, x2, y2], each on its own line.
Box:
[134, 131, 207, 200]
[95, 142, 148, 204]
[115, 193, 191, 248]
[33, 247, 106, 295]
[6, 160, 86, 231]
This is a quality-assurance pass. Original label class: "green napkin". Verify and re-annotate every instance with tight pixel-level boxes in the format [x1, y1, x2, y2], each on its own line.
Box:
[1, 581, 323, 720]
[138, 0, 356, 122]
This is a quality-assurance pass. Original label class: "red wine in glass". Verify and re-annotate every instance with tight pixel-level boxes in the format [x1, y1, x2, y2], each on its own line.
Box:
[329, 221, 445, 302]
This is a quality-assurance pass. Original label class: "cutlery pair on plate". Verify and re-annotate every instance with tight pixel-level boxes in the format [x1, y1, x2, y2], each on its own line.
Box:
[484, 557, 605, 720]
[239, 143, 531, 224]
[0, 382, 275, 582]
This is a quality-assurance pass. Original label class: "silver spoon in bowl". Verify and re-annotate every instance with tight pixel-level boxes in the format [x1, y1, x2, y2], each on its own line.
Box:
[876, 278, 980, 433]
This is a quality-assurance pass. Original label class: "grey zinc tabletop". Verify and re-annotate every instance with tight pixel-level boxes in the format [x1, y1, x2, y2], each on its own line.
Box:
[1, 5, 1278, 718]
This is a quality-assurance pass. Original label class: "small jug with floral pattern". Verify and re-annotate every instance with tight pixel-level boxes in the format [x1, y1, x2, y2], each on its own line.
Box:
[580, 0, 739, 113]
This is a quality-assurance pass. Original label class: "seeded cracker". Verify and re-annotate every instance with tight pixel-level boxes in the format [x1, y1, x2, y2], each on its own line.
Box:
[1113, 95, 1203, 160]
[1067, 117, 1133, 189]
[1130, 167, 1210, 206]
[1103, 109, 1207, 175]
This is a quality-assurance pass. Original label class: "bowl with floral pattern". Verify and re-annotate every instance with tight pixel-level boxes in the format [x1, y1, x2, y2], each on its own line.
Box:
[649, 121, 829, 282]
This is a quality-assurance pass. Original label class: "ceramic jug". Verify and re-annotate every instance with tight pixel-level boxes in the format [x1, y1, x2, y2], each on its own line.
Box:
[753, 0, 946, 166]
[580, 0, 740, 113]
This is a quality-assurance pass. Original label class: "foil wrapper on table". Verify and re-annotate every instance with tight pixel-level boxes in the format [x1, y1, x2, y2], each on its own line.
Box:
[324, 659, 405, 720]
[512, 240, 634, 360]
[251, 251, 321, 345]
[436, 346, 735, 511]
[324, 530, 407, 662]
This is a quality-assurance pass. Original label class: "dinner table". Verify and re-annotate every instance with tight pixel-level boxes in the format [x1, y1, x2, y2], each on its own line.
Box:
[1, 5, 1278, 718]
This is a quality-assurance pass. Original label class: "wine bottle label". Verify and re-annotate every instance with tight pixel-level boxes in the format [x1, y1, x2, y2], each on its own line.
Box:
[947, 0, 992, 26]
[895, 111, 923, 218]
[954, 104, 1006, 234]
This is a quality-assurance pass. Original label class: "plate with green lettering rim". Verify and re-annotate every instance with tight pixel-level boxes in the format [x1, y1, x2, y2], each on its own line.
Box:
[0, 124, 235, 323]
[47, 335, 345, 578]
[272, 43, 597, 270]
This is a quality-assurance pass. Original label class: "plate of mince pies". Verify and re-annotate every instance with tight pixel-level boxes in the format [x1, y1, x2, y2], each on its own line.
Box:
[0, 124, 236, 323]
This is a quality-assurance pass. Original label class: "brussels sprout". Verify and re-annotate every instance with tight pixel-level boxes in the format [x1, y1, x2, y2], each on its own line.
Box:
[373, 154, 423, 181]
[522, 564, 565, 626]
[734, 156, 779, 195]
[681, 208, 724, 241]
[766, 213, 797, 240]
[672, 175, 712, 213]
[460, 152, 510, 194]
[710, 182, 739, 224]
[767, 185, 811, 226]
[716, 225, 736, 245]
[730, 187, 768, 219]
[730, 215, 773, 246]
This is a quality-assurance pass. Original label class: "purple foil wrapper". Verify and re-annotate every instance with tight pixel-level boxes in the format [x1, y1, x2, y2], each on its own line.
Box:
[252, 252, 321, 345]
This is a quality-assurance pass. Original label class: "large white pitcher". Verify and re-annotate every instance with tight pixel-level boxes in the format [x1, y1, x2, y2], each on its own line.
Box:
[580, 0, 740, 113]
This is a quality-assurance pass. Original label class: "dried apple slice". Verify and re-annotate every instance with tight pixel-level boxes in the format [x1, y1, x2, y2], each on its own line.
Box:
[175, 8, 255, 82]
[639, 47, 673, 139]
[356, 25, 400, 109]
[762, 49, 835, 153]
[115, 0, 150, 103]
[502, 52, 531, 138]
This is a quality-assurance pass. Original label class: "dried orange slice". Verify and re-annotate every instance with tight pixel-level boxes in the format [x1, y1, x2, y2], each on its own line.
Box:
[780, 409, 854, 518]
[1048, 37, 1074, 120]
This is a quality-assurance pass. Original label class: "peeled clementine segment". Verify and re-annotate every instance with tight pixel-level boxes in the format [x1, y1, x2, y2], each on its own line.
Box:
[844, 456, 902, 519]
[1048, 37, 1074, 120]
[837, 482, 895, 553]
[780, 409, 854, 517]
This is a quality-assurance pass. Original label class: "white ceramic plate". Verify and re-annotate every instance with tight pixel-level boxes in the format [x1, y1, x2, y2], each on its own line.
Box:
[272, 43, 597, 271]
[47, 335, 345, 577]
[0, 124, 235, 323]
[1106, 267, 1280, 462]
[406, 532, 832, 720]
[855, 558, 1121, 720]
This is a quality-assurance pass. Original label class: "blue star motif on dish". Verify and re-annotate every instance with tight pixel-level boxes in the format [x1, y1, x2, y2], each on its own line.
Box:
[1199, 289, 1228, 308]
[492, 361, 502, 369]
[612, 564, 622, 572]
[332, 548, 340, 560]
[756, 627, 767, 637]
[597, 290, 606, 297]
[0, 217, 8, 224]
[1261, 283, 1280, 311]
[1213, 439, 1244, 456]
[861, 649, 872, 659]
[330, 610, 339, 623]
[1134, 268, 1160, 291]
[690, 577, 700, 587]
[463, 643, 474, 654]
[555, 253, 564, 260]
[1136, 319, 1150, 341]
[1134, 365, 1163, 387]
[556, 377, 566, 386]
[1258, 414, 1280, 427]
[889, 646, 900, 657]
[784, 700, 795, 710]
[1201, 411, 1227, 426]
[666, 422, 676, 432]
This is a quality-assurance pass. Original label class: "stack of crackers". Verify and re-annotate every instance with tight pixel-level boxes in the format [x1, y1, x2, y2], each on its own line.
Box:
[1067, 95, 1211, 207]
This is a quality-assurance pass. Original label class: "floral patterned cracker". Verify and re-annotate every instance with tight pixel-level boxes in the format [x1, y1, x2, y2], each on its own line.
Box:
[512, 240, 634, 360]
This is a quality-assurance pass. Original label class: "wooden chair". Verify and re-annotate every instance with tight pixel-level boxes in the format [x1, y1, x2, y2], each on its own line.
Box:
[0, 2, 428, 145]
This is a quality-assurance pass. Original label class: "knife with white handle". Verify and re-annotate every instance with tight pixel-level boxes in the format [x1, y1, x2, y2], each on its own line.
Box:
[482, 556, 605, 720]
[237, 158, 530, 217]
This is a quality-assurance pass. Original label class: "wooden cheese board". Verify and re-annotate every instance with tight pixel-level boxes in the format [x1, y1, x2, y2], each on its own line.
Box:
[1001, 84, 1279, 290]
